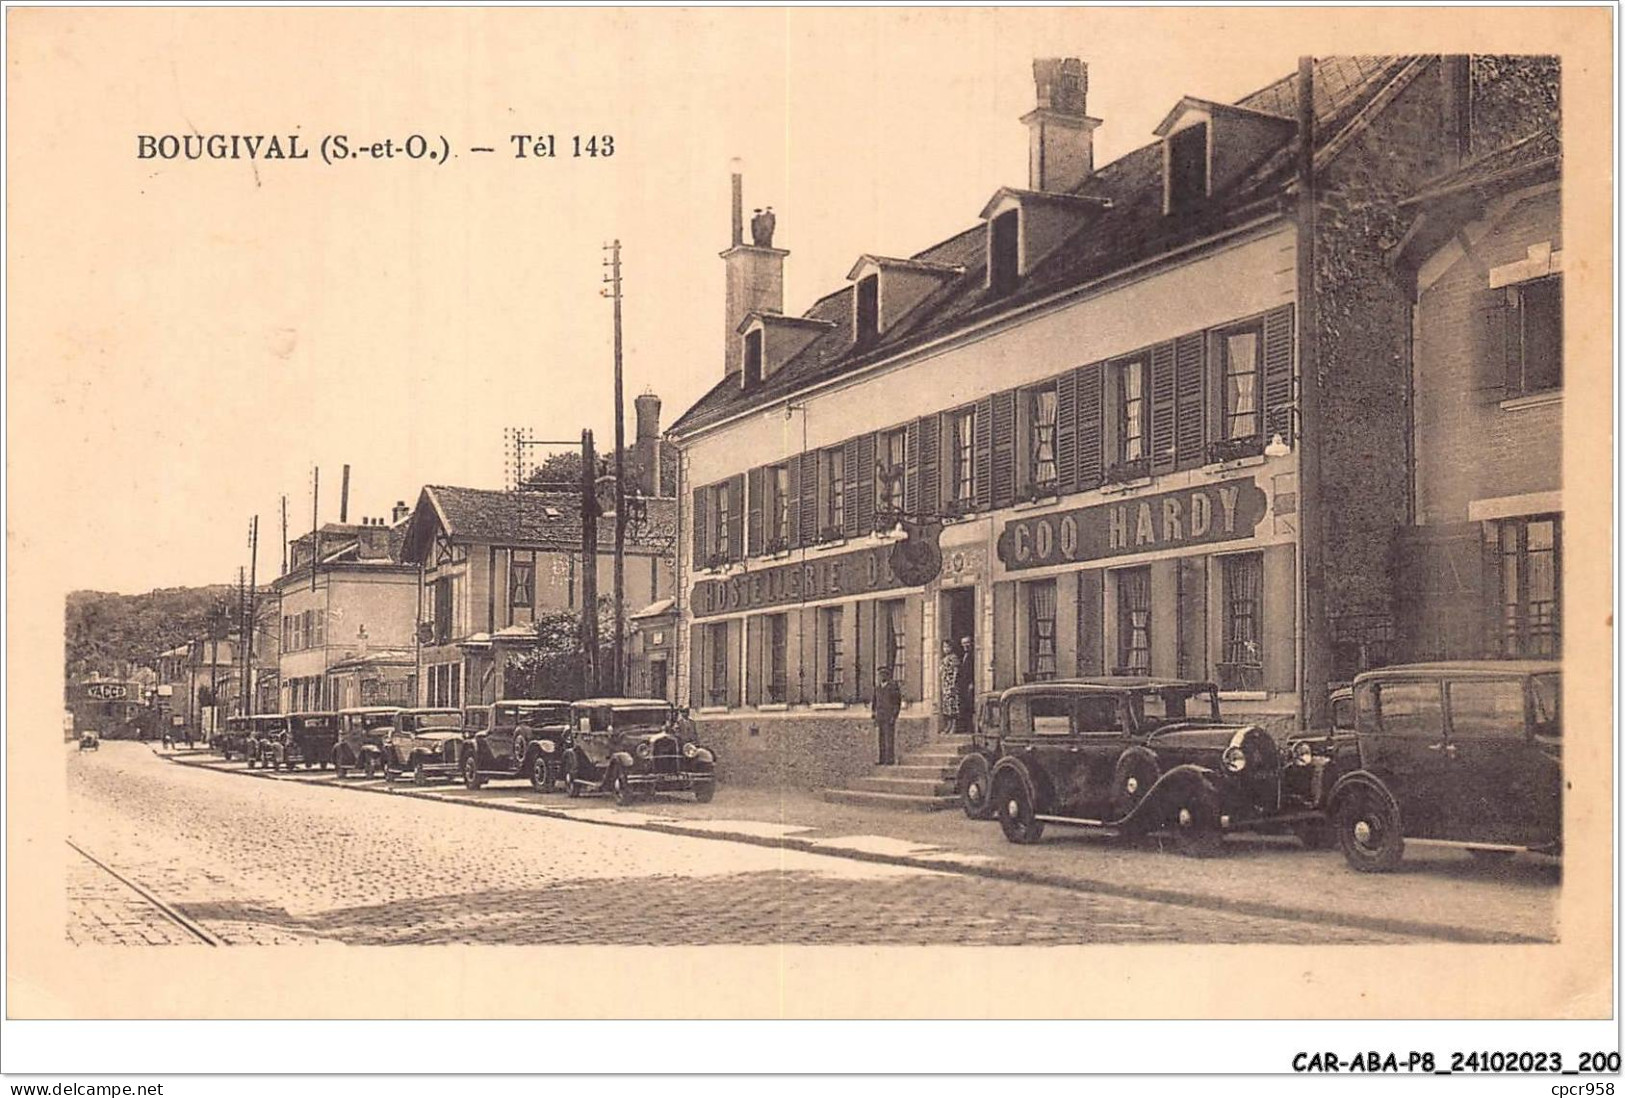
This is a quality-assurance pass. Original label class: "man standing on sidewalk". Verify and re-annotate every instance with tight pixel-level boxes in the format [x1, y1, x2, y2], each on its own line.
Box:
[872, 667, 903, 766]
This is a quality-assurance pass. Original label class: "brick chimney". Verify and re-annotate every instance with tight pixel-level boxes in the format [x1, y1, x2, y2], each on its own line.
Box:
[391, 500, 410, 524]
[633, 389, 662, 496]
[1022, 58, 1101, 194]
[720, 159, 787, 378]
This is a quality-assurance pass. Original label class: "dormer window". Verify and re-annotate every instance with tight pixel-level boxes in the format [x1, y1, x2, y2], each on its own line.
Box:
[855, 274, 879, 346]
[742, 328, 764, 388]
[1167, 122, 1209, 213]
[989, 209, 1020, 295]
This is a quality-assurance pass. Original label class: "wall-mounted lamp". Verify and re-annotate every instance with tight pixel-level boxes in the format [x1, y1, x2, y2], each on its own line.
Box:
[1263, 401, 1300, 458]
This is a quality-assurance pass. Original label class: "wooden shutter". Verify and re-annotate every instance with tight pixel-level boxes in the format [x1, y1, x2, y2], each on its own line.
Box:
[786, 455, 802, 548]
[688, 624, 705, 707]
[854, 433, 876, 534]
[990, 388, 1018, 507]
[745, 466, 765, 556]
[798, 452, 818, 546]
[1263, 304, 1296, 441]
[691, 487, 708, 564]
[1055, 368, 1079, 493]
[973, 396, 994, 510]
[1177, 556, 1208, 679]
[991, 581, 1017, 689]
[1076, 363, 1104, 489]
[1474, 289, 1513, 404]
[918, 415, 941, 518]
[1076, 569, 1104, 675]
[1149, 341, 1178, 474]
[842, 438, 862, 537]
[904, 419, 921, 515]
[726, 473, 745, 560]
[902, 595, 924, 702]
[1175, 332, 1206, 469]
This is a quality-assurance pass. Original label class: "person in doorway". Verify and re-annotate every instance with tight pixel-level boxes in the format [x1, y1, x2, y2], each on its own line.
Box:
[937, 640, 960, 735]
[956, 637, 976, 733]
[872, 666, 903, 765]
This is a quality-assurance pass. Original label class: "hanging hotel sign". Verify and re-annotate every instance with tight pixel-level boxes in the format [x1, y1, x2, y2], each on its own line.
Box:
[691, 545, 913, 619]
[996, 478, 1268, 572]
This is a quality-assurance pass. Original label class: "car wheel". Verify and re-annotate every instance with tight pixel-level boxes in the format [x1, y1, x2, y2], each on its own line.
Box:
[1335, 787, 1404, 872]
[529, 754, 556, 793]
[693, 780, 716, 804]
[1292, 818, 1334, 851]
[413, 762, 428, 786]
[462, 754, 484, 790]
[1467, 848, 1515, 866]
[564, 753, 583, 798]
[613, 769, 637, 806]
[995, 775, 1044, 844]
[957, 756, 994, 820]
[1167, 788, 1223, 858]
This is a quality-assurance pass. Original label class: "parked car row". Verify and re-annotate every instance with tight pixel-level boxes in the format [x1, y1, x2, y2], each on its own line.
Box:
[215, 698, 718, 804]
[953, 661, 1562, 872]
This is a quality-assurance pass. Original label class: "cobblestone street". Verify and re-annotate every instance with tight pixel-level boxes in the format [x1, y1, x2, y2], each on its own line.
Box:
[67, 743, 1420, 946]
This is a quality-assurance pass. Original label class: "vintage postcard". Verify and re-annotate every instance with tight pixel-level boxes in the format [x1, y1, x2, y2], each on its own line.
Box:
[5, 5, 1614, 1040]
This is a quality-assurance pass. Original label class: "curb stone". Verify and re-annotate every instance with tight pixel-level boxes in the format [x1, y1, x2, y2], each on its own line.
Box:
[154, 748, 1544, 945]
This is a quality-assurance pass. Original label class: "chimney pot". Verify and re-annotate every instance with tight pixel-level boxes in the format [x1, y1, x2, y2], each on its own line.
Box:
[1024, 57, 1099, 193]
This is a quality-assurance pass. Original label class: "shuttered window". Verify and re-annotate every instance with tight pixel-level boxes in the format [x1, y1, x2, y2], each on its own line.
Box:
[880, 599, 906, 685]
[1218, 553, 1263, 692]
[876, 428, 906, 516]
[948, 407, 976, 504]
[973, 396, 994, 510]
[990, 389, 1018, 507]
[1174, 333, 1206, 469]
[1027, 580, 1058, 682]
[1221, 326, 1263, 441]
[1149, 342, 1177, 474]
[766, 463, 790, 547]
[1026, 383, 1059, 488]
[704, 622, 730, 707]
[1504, 277, 1563, 396]
[1117, 358, 1146, 463]
[713, 482, 731, 560]
[818, 447, 845, 538]
[820, 606, 845, 703]
[1076, 364, 1104, 488]
[916, 415, 940, 518]
[766, 614, 789, 704]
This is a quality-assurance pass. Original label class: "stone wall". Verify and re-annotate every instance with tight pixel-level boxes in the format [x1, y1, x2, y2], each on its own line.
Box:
[694, 714, 933, 790]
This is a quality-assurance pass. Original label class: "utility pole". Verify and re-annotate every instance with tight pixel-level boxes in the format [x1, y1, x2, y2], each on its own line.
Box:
[236, 566, 246, 716]
[246, 515, 258, 716]
[280, 495, 288, 576]
[603, 239, 626, 695]
[311, 466, 320, 592]
[1296, 55, 1330, 731]
[580, 429, 600, 697]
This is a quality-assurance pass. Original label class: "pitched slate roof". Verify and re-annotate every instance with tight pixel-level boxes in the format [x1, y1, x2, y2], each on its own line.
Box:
[669, 56, 1406, 438]
[1399, 129, 1560, 207]
[402, 484, 677, 562]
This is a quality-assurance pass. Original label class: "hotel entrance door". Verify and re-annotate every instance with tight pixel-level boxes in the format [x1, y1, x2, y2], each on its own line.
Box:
[940, 587, 977, 734]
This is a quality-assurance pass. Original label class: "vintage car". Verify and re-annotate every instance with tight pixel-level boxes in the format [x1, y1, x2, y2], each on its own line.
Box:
[245, 714, 294, 770]
[216, 715, 255, 760]
[985, 678, 1311, 855]
[1276, 686, 1357, 848]
[332, 706, 403, 778]
[561, 698, 716, 804]
[954, 692, 1008, 819]
[382, 708, 466, 784]
[78, 730, 99, 752]
[460, 699, 574, 791]
[1324, 661, 1561, 872]
[286, 711, 339, 769]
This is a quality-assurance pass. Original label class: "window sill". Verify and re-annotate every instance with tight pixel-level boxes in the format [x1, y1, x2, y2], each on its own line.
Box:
[1500, 390, 1562, 412]
[696, 706, 730, 715]
[1012, 495, 1062, 512]
[756, 703, 790, 712]
[1100, 477, 1153, 495]
[809, 701, 848, 711]
[812, 538, 849, 552]
[1218, 690, 1269, 702]
[1200, 454, 1268, 476]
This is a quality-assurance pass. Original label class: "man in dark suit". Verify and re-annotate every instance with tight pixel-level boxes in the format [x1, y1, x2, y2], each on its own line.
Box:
[871, 666, 903, 765]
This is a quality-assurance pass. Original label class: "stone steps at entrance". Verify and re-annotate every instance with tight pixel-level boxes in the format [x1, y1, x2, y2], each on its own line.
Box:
[820, 736, 976, 811]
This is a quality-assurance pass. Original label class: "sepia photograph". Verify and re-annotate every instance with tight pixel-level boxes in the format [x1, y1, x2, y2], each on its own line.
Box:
[3, 2, 1616, 1084]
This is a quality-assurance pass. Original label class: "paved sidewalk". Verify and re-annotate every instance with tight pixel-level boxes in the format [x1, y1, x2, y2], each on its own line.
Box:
[158, 745, 1560, 943]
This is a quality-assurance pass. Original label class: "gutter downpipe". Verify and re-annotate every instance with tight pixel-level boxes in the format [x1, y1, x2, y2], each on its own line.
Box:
[1296, 56, 1330, 732]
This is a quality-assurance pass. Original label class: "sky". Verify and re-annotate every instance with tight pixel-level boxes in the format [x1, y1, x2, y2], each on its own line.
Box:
[13, 8, 1310, 595]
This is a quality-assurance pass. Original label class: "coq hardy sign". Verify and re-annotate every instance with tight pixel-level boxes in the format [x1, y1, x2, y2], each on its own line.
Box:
[692, 545, 913, 618]
[997, 478, 1269, 571]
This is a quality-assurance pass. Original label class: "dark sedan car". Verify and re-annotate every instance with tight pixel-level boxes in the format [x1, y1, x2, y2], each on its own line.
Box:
[1325, 661, 1561, 871]
[985, 678, 1311, 855]
[561, 699, 716, 804]
[460, 699, 574, 791]
[382, 708, 466, 784]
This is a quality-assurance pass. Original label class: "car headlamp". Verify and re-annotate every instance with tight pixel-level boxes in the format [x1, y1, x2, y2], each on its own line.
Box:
[539, 739, 555, 753]
[636, 741, 652, 759]
[682, 741, 699, 759]
[1222, 745, 1248, 773]
[1291, 740, 1313, 766]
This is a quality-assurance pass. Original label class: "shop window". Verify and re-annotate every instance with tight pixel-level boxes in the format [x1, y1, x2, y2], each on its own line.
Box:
[510, 559, 535, 609]
[1166, 123, 1209, 212]
[1116, 567, 1151, 674]
[766, 614, 788, 704]
[1503, 276, 1562, 397]
[1498, 515, 1561, 657]
[947, 407, 976, 505]
[1220, 324, 1263, 444]
[820, 606, 845, 703]
[1218, 553, 1263, 692]
[879, 599, 906, 686]
[1026, 580, 1058, 682]
[875, 428, 906, 517]
[1026, 383, 1059, 489]
[1117, 358, 1146, 465]
[818, 447, 846, 538]
[704, 622, 730, 707]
